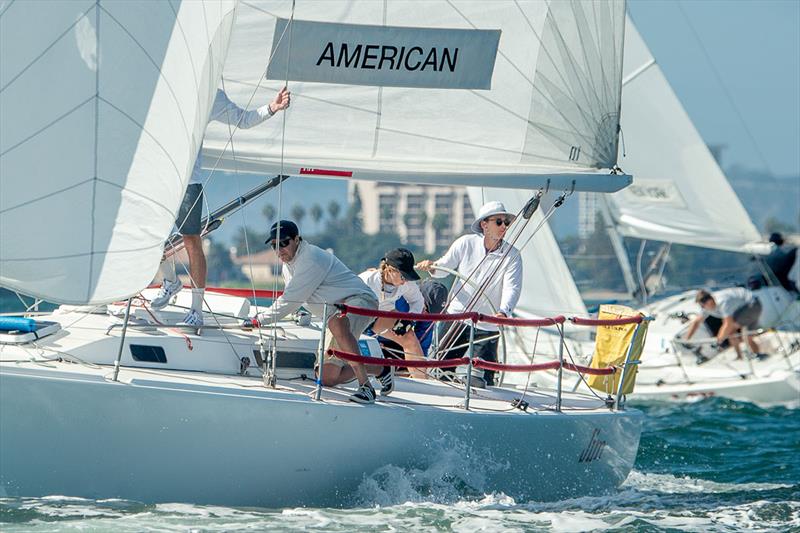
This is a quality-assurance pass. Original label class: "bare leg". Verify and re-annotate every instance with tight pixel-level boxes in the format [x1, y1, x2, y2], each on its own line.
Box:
[183, 235, 207, 289]
[373, 317, 426, 379]
[327, 315, 369, 385]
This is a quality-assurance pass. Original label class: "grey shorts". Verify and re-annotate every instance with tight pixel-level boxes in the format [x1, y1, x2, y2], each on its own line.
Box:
[733, 299, 762, 330]
[176, 184, 203, 235]
[323, 293, 379, 368]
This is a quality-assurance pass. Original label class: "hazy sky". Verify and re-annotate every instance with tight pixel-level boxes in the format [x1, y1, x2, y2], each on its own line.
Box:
[628, 0, 800, 177]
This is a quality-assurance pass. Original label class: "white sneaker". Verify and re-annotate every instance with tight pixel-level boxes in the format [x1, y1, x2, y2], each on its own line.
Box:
[179, 309, 204, 327]
[150, 279, 183, 309]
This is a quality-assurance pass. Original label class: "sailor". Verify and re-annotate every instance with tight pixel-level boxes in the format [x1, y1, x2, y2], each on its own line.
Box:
[150, 87, 291, 325]
[764, 233, 798, 293]
[359, 248, 427, 382]
[687, 288, 766, 360]
[251, 220, 385, 404]
[416, 201, 523, 386]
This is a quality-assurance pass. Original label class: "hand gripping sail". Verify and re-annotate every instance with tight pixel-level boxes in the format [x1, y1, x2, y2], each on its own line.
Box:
[0, 1, 237, 304]
[202, 0, 631, 193]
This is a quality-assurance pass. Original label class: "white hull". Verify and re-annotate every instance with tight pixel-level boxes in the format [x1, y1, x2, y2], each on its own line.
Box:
[0, 303, 642, 506]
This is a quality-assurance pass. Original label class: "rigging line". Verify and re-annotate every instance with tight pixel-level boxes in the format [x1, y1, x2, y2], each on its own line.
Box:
[435, 202, 535, 356]
[217, 75, 268, 360]
[675, 1, 773, 176]
[0, 2, 95, 94]
[0, 0, 16, 19]
[512, 0, 602, 130]
[175, 15, 295, 238]
[87, 0, 101, 303]
[227, 78, 377, 115]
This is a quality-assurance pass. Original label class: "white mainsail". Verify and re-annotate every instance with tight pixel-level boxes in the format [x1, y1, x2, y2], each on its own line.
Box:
[466, 187, 588, 317]
[202, 0, 630, 193]
[605, 16, 764, 253]
[0, 1, 237, 304]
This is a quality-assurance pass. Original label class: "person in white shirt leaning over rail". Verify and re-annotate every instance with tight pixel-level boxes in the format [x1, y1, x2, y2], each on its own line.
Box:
[416, 201, 523, 387]
[249, 220, 386, 404]
[686, 288, 767, 361]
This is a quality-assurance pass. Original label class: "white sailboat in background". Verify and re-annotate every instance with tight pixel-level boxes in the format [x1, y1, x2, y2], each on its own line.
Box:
[483, 16, 800, 405]
[0, 0, 645, 506]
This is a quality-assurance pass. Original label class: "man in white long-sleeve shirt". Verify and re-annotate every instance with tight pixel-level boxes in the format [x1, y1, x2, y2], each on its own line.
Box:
[253, 220, 382, 404]
[151, 87, 291, 325]
[416, 201, 523, 386]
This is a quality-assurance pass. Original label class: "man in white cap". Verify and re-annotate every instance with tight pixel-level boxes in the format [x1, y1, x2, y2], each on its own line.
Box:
[416, 201, 523, 386]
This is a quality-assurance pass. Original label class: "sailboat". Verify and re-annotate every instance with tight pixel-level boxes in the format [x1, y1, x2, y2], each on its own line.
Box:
[481, 16, 800, 405]
[0, 0, 644, 505]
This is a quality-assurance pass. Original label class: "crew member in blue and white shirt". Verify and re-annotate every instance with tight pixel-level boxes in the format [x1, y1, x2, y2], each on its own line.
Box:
[150, 87, 290, 326]
[687, 287, 765, 360]
[416, 201, 523, 386]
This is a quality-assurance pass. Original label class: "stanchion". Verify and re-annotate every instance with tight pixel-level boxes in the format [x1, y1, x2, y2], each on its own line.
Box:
[556, 323, 565, 412]
[112, 298, 133, 382]
[464, 322, 475, 410]
[315, 303, 328, 401]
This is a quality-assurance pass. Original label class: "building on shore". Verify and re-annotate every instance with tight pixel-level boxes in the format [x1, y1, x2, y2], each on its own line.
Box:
[349, 182, 474, 254]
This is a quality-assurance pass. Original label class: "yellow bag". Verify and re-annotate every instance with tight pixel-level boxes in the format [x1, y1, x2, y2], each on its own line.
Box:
[586, 304, 649, 395]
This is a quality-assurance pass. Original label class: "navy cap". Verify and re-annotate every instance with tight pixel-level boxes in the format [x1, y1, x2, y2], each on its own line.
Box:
[265, 220, 299, 244]
[384, 248, 420, 281]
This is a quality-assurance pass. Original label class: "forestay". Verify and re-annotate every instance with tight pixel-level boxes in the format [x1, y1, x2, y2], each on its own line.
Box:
[466, 187, 588, 318]
[0, 1, 236, 304]
[202, 0, 630, 192]
[605, 17, 765, 253]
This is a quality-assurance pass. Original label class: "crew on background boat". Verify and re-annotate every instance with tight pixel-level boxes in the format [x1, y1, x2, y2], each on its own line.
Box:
[251, 220, 386, 404]
[763, 232, 798, 293]
[359, 248, 427, 382]
[687, 288, 767, 361]
[150, 87, 291, 326]
[416, 201, 523, 387]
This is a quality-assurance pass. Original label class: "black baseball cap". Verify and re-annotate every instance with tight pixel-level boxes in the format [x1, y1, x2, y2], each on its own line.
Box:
[265, 220, 299, 244]
[384, 248, 420, 281]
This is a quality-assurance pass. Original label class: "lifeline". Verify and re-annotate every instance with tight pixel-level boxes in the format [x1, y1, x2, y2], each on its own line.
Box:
[316, 42, 459, 72]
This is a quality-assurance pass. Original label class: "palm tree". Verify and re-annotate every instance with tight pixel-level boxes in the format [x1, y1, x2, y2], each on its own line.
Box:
[310, 203, 324, 228]
[290, 204, 306, 228]
[262, 203, 276, 223]
[327, 200, 341, 220]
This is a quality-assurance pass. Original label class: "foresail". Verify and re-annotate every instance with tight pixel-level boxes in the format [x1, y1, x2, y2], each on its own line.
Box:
[466, 188, 587, 318]
[202, 0, 630, 192]
[608, 16, 764, 253]
[0, 1, 236, 304]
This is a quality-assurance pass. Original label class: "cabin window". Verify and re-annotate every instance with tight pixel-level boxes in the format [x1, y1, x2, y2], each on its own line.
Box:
[253, 350, 316, 368]
[130, 344, 167, 363]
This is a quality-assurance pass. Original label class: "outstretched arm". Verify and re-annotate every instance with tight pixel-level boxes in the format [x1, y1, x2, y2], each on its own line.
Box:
[211, 87, 291, 129]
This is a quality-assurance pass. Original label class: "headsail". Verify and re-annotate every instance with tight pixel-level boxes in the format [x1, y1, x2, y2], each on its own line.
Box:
[0, 1, 237, 304]
[202, 0, 630, 193]
[606, 16, 765, 253]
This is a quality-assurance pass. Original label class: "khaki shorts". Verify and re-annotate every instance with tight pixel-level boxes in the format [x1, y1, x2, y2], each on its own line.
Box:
[322, 293, 379, 368]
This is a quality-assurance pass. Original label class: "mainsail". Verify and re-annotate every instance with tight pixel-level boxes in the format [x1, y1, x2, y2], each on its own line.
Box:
[605, 16, 765, 253]
[0, 1, 237, 304]
[202, 0, 630, 192]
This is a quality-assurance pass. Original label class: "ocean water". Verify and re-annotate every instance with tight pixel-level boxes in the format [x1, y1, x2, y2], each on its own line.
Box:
[0, 398, 797, 532]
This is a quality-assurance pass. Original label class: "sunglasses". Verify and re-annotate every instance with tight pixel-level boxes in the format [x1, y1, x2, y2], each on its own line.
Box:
[488, 217, 513, 227]
[270, 237, 293, 250]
